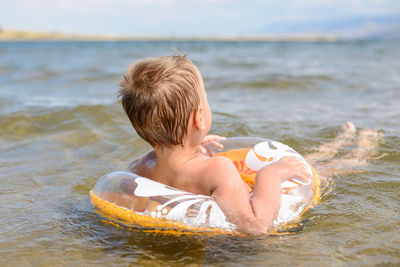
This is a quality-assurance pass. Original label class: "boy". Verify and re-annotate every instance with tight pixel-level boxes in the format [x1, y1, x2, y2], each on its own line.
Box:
[119, 55, 312, 235]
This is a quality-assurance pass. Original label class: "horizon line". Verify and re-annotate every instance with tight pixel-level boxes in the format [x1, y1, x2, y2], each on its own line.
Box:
[0, 28, 339, 42]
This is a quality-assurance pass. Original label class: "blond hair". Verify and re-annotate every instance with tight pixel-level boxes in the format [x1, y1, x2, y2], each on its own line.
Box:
[119, 55, 201, 148]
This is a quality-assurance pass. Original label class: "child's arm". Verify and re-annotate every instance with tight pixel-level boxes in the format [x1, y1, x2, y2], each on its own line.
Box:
[209, 156, 311, 235]
[250, 157, 312, 227]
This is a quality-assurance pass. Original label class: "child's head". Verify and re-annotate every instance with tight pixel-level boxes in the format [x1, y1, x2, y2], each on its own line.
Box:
[119, 55, 208, 148]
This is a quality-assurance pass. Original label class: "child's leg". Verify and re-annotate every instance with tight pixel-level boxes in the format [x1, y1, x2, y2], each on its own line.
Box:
[353, 128, 385, 160]
[306, 121, 356, 164]
[306, 122, 383, 178]
[329, 128, 384, 168]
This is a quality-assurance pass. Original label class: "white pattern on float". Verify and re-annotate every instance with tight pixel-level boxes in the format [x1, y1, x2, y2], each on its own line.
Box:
[245, 141, 312, 188]
[134, 176, 235, 229]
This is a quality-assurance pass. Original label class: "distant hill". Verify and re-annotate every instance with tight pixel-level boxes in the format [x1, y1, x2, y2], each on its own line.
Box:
[0, 28, 124, 41]
[260, 15, 400, 40]
[0, 28, 337, 42]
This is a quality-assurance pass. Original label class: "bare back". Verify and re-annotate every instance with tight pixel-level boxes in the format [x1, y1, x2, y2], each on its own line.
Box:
[128, 150, 231, 196]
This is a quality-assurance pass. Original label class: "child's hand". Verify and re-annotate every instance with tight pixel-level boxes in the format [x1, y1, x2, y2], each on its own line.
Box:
[200, 135, 226, 155]
[260, 156, 312, 185]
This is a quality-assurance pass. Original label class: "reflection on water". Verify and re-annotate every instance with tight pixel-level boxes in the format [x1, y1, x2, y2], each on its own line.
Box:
[0, 40, 399, 265]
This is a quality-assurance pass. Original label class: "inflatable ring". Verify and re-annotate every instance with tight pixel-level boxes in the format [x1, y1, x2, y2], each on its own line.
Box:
[90, 137, 320, 234]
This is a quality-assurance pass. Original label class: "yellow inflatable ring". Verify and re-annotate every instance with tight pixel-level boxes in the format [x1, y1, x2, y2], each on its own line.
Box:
[90, 137, 320, 234]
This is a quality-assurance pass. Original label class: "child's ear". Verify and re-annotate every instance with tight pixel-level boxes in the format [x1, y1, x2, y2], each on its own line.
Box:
[193, 107, 206, 131]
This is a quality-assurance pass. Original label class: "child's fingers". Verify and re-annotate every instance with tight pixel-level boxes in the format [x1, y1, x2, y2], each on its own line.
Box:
[293, 170, 312, 185]
[286, 167, 312, 185]
[200, 135, 225, 151]
[200, 145, 207, 154]
[201, 135, 226, 144]
[206, 134, 225, 141]
[279, 156, 313, 183]
[209, 141, 224, 149]
[295, 165, 313, 184]
[205, 145, 215, 156]
[200, 135, 226, 153]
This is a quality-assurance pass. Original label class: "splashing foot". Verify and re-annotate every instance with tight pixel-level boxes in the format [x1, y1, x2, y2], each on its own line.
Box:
[307, 122, 384, 180]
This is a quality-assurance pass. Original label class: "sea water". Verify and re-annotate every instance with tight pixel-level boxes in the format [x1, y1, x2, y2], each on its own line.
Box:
[0, 40, 399, 265]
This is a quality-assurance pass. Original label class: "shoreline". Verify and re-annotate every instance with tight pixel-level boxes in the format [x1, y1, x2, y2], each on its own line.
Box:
[0, 28, 338, 42]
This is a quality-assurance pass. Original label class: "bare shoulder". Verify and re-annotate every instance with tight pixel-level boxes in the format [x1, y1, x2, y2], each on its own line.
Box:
[201, 156, 243, 191]
[206, 156, 238, 175]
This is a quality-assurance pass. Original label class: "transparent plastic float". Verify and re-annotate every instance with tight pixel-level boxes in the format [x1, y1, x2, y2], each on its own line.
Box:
[90, 137, 320, 234]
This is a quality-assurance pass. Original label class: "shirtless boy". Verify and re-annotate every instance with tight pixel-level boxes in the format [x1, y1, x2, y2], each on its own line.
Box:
[119, 55, 312, 235]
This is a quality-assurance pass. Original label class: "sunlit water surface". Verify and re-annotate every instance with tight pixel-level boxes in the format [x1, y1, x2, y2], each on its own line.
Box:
[0, 40, 399, 266]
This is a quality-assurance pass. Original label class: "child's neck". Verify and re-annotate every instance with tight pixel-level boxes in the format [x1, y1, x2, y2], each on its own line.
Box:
[153, 141, 206, 170]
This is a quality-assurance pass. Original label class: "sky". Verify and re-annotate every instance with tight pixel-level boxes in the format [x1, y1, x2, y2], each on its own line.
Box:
[1, 0, 400, 36]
